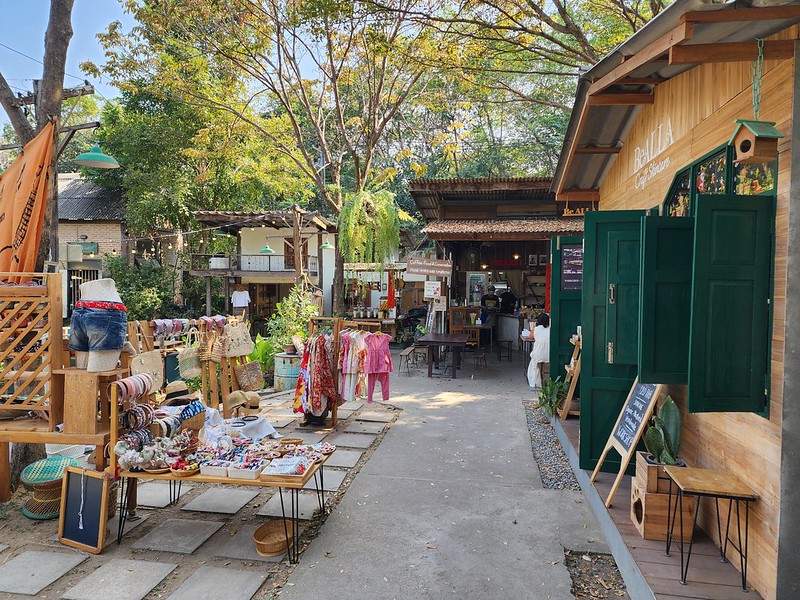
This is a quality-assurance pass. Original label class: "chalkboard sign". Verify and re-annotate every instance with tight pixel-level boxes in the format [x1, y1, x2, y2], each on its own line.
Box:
[590, 378, 663, 507]
[612, 382, 658, 451]
[560, 244, 583, 291]
[58, 467, 111, 554]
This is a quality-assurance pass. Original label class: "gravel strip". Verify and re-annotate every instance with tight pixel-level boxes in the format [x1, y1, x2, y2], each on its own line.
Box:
[523, 399, 581, 491]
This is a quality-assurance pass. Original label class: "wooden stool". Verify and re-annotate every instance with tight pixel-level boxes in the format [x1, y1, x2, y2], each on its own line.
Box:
[473, 348, 488, 368]
[496, 340, 513, 362]
[398, 346, 414, 374]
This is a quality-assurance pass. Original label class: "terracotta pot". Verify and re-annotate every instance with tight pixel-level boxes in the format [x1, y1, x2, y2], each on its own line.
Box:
[284, 343, 297, 354]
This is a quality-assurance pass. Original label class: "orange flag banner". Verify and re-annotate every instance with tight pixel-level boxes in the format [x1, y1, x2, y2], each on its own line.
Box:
[0, 122, 55, 273]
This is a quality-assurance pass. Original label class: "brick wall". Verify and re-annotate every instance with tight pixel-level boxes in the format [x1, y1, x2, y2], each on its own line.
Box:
[59, 222, 124, 257]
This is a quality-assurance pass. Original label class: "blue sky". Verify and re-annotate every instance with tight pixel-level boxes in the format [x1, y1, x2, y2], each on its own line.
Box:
[0, 0, 135, 126]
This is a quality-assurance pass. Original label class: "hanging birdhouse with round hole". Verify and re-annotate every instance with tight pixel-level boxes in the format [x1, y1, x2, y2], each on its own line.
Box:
[729, 119, 783, 164]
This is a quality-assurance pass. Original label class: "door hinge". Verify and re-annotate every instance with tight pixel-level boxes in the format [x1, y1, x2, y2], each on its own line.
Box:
[607, 341, 614, 364]
[767, 298, 771, 305]
[556, 237, 561, 250]
[609, 283, 616, 304]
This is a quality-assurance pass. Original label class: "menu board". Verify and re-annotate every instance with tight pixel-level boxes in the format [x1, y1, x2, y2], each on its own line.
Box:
[560, 244, 583, 291]
[590, 378, 663, 507]
[612, 382, 659, 452]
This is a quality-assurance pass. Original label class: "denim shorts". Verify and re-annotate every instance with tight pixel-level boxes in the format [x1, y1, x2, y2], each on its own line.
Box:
[68, 307, 128, 352]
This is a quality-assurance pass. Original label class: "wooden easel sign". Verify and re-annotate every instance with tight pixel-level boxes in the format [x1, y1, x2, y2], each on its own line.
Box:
[58, 467, 112, 554]
[590, 378, 663, 507]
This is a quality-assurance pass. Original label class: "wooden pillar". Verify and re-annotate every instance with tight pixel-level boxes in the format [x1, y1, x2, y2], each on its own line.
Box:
[293, 204, 303, 278]
[205, 277, 212, 316]
[0, 442, 9, 502]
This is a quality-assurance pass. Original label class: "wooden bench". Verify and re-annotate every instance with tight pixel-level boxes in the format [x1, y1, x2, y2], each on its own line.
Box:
[398, 346, 415, 374]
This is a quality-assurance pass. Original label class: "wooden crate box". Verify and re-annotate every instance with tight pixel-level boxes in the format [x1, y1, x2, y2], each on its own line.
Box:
[631, 479, 696, 543]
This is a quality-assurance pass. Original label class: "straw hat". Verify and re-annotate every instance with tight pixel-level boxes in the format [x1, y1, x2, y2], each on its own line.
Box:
[163, 381, 196, 406]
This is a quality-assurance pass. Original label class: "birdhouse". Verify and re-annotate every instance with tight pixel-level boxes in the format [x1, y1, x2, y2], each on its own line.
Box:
[729, 119, 783, 164]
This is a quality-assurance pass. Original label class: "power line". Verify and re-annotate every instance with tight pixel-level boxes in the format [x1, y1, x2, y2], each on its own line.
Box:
[0, 41, 89, 83]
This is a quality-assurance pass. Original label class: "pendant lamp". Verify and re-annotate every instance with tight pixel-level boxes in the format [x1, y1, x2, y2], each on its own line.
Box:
[74, 145, 120, 169]
[320, 239, 334, 250]
[259, 244, 275, 254]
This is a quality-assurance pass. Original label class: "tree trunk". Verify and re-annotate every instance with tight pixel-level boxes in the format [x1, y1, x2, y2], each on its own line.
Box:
[10, 443, 46, 492]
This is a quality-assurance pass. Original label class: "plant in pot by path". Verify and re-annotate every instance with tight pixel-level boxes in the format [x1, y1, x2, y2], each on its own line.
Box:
[396, 328, 415, 348]
[644, 396, 684, 466]
[538, 377, 568, 419]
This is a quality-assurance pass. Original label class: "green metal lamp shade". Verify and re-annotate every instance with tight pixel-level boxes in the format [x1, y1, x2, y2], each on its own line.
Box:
[259, 244, 275, 254]
[74, 145, 120, 169]
[319, 240, 334, 250]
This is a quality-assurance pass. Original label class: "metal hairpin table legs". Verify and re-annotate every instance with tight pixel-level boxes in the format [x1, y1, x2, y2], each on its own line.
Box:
[278, 487, 302, 563]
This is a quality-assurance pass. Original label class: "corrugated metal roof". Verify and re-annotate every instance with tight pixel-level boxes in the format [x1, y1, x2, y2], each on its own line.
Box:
[422, 218, 583, 236]
[553, 0, 800, 196]
[58, 173, 125, 221]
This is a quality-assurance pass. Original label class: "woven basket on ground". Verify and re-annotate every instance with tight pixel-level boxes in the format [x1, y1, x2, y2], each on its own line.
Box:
[253, 519, 296, 556]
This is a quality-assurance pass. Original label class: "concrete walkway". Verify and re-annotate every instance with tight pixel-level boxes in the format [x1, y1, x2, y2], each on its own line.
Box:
[283, 355, 609, 599]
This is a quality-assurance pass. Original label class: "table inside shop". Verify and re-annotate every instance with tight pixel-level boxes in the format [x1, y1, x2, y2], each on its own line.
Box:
[416, 333, 470, 379]
[114, 453, 333, 563]
[464, 324, 494, 355]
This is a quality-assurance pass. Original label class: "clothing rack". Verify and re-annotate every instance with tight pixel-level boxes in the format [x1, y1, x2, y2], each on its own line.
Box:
[307, 317, 344, 426]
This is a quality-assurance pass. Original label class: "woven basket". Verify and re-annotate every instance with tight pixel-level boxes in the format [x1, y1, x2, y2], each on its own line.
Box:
[180, 413, 205, 434]
[170, 467, 200, 478]
[22, 496, 61, 520]
[21, 457, 79, 489]
[233, 361, 263, 392]
[253, 519, 296, 556]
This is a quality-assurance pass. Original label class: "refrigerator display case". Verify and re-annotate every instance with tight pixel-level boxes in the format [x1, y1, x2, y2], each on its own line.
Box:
[466, 271, 489, 306]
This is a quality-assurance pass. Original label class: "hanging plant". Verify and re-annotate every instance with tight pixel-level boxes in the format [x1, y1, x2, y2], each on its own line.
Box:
[338, 189, 400, 265]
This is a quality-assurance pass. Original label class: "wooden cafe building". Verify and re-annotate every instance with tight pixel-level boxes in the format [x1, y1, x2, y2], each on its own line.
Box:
[550, 1, 800, 598]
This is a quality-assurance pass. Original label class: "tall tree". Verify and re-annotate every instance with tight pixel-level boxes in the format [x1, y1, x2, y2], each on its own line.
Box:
[0, 0, 76, 269]
[95, 0, 435, 312]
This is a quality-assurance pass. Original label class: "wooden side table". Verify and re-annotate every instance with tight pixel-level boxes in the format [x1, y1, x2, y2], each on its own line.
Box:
[664, 466, 758, 591]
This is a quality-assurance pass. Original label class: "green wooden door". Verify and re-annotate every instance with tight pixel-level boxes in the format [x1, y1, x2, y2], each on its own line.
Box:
[639, 217, 693, 384]
[688, 194, 773, 413]
[606, 231, 641, 366]
[549, 236, 583, 376]
[580, 210, 644, 472]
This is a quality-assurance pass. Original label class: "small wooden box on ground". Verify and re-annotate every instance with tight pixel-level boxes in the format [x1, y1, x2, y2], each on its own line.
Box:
[635, 450, 673, 494]
[631, 479, 696, 543]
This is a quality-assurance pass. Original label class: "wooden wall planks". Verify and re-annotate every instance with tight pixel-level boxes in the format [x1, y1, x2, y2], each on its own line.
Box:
[595, 28, 798, 600]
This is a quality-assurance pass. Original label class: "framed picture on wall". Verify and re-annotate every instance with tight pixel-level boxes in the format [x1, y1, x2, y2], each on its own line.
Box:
[528, 254, 538, 267]
[539, 254, 548, 266]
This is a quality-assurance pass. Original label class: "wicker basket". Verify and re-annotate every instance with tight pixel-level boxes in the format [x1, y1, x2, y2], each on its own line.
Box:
[279, 438, 303, 446]
[253, 519, 296, 556]
[179, 413, 205, 435]
[170, 467, 200, 478]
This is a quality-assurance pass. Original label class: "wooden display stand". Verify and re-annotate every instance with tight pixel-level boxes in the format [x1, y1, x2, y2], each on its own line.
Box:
[559, 334, 581, 419]
[0, 273, 115, 501]
[631, 478, 695, 542]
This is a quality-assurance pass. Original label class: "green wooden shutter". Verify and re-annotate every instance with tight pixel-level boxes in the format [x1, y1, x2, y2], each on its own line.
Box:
[688, 194, 773, 413]
[549, 236, 583, 376]
[606, 231, 641, 366]
[639, 217, 693, 383]
[580, 210, 644, 472]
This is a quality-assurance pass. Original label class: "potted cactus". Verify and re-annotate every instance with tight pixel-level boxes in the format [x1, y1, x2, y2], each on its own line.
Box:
[643, 396, 685, 466]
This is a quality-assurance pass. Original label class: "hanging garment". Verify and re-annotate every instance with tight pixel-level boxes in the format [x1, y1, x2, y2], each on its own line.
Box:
[365, 333, 393, 402]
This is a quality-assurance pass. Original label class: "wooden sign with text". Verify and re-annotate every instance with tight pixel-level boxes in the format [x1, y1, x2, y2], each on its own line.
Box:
[590, 378, 663, 507]
[406, 258, 453, 278]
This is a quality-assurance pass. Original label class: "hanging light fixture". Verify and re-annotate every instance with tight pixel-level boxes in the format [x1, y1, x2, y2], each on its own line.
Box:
[320, 234, 334, 250]
[259, 243, 275, 254]
[74, 145, 120, 169]
[513, 253, 520, 260]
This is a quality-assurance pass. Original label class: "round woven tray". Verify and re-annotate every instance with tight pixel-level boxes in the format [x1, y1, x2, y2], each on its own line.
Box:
[253, 519, 296, 556]
[20, 457, 79, 489]
[170, 467, 199, 478]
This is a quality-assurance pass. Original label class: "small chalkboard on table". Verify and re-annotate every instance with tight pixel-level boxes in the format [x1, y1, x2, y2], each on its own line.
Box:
[590, 378, 663, 507]
[58, 466, 112, 554]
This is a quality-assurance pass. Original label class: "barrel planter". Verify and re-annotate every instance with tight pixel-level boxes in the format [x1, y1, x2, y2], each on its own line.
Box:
[273, 352, 301, 392]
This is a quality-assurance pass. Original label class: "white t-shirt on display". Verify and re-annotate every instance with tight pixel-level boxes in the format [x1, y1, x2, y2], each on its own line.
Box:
[231, 290, 252, 308]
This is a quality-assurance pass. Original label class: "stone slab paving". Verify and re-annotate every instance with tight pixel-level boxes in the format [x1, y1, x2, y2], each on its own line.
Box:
[62, 559, 177, 600]
[181, 488, 259, 514]
[48, 513, 151, 545]
[356, 410, 394, 423]
[166, 566, 265, 600]
[215, 523, 304, 563]
[0, 550, 87, 595]
[0, 544, 7, 553]
[303, 468, 347, 492]
[297, 432, 327, 445]
[257, 491, 321, 520]
[136, 481, 193, 508]
[269, 417, 296, 428]
[335, 409, 354, 419]
[343, 421, 386, 435]
[339, 400, 364, 411]
[132, 518, 223, 554]
[328, 432, 377, 449]
[323, 449, 363, 469]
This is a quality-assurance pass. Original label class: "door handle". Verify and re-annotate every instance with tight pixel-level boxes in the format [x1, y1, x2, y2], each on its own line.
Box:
[607, 341, 614, 364]
[609, 283, 616, 304]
